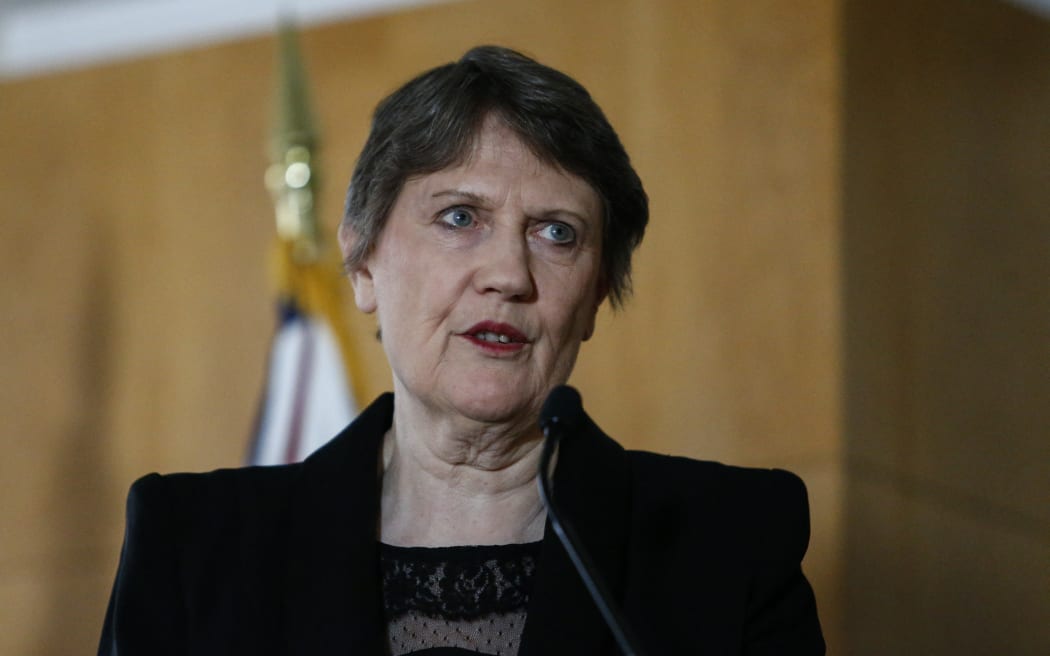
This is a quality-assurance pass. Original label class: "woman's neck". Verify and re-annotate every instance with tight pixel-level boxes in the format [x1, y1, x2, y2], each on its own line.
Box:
[378, 394, 547, 547]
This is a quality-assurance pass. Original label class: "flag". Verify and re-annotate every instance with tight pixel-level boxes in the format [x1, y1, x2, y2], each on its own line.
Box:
[247, 22, 360, 465]
[249, 242, 359, 465]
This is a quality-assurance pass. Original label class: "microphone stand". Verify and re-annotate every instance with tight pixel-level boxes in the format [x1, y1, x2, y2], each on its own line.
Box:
[538, 417, 646, 656]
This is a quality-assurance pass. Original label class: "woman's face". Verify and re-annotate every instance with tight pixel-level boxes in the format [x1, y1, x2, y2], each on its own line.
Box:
[342, 118, 605, 427]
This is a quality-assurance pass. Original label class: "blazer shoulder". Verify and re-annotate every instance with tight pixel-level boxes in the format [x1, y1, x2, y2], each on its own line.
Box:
[125, 464, 301, 545]
[627, 450, 807, 501]
[131, 462, 298, 503]
[626, 451, 812, 561]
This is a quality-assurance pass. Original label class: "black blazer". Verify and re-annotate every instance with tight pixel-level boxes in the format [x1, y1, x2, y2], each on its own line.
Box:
[99, 393, 824, 655]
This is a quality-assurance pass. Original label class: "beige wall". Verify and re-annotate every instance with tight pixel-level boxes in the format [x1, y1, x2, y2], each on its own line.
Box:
[843, 0, 1050, 654]
[0, 1, 842, 653]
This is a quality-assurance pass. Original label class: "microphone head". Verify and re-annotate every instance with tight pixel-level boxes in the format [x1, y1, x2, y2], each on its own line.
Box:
[539, 385, 584, 435]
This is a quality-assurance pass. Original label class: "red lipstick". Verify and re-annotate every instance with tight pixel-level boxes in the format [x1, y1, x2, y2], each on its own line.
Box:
[460, 321, 530, 354]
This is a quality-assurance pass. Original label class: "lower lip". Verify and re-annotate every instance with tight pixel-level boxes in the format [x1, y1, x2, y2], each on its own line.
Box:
[461, 334, 528, 354]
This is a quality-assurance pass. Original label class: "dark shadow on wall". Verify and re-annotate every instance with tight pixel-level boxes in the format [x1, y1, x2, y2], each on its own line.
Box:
[842, 1, 1050, 655]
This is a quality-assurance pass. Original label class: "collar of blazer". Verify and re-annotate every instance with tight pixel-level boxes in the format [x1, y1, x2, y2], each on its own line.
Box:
[281, 392, 633, 655]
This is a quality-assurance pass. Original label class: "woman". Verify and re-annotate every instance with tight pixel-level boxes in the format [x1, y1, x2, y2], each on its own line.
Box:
[99, 46, 824, 655]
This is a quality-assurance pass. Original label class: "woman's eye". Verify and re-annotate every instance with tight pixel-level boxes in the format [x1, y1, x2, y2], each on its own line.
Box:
[440, 208, 474, 228]
[538, 222, 576, 244]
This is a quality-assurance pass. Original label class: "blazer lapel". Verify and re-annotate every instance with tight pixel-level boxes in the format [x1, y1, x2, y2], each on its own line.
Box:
[283, 394, 394, 655]
[519, 411, 634, 655]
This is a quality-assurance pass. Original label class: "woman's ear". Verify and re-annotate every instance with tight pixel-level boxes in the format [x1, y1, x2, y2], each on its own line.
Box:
[338, 223, 377, 314]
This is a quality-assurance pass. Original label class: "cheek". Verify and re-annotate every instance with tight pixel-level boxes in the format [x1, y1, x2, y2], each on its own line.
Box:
[545, 277, 601, 340]
[371, 255, 465, 334]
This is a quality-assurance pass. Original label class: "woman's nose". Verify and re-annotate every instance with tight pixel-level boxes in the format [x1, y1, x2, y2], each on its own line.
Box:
[472, 231, 535, 301]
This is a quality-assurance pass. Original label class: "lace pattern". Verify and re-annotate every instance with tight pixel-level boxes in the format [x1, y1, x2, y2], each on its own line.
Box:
[385, 609, 527, 655]
[380, 541, 541, 655]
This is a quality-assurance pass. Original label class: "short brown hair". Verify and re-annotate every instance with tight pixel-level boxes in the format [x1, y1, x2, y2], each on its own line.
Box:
[342, 45, 648, 308]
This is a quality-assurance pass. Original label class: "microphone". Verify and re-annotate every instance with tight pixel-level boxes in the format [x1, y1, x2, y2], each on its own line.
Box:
[539, 384, 584, 436]
[537, 385, 646, 656]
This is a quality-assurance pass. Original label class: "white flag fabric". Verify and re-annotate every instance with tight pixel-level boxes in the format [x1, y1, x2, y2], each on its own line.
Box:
[249, 303, 357, 465]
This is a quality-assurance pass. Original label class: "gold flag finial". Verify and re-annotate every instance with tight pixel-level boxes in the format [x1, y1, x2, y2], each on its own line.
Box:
[266, 21, 321, 263]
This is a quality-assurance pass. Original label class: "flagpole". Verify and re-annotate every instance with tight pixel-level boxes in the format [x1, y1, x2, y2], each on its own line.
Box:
[264, 22, 367, 406]
[249, 21, 365, 465]
[266, 22, 321, 264]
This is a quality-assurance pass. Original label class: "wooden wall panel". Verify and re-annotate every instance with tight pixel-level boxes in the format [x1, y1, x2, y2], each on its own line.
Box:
[0, 1, 842, 653]
[843, 0, 1050, 653]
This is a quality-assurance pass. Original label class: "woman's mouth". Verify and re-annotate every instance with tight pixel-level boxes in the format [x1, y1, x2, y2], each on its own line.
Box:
[461, 321, 529, 353]
[474, 331, 516, 344]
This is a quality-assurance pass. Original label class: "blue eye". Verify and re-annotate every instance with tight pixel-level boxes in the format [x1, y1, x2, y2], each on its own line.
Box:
[539, 222, 576, 244]
[440, 208, 474, 228]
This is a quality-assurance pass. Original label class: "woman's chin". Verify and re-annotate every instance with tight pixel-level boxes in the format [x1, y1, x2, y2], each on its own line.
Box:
[442, 383, 539, 427]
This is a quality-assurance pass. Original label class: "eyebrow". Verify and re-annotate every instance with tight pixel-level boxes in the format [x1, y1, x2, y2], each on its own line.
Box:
[431, 190, 490, 205]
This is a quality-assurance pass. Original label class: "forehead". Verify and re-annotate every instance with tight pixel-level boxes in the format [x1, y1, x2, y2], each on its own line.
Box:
[398, 118, 603, 218]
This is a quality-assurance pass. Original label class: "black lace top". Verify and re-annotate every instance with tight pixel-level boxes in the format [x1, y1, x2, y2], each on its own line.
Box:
[379, 541, 542, 656]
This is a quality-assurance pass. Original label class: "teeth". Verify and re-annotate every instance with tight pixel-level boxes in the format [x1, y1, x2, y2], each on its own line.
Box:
[476, 331, 513, 344]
